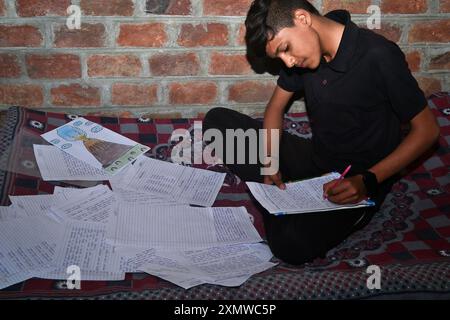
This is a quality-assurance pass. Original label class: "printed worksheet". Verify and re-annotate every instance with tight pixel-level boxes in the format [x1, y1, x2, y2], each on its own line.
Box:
[136, 243, 276, 289]
[39, 219, 123, 281]
[33, 144, 110, 181]
[0, 215, 64, 289]
[112, 156, 225, 207]
[9, 185, 107, 219]
[50, 185, 116, 224]
[246, 173, 375, 215]
[41, 117, 150, 175]
[107, 203, 262, 249]
[0, 205, 21, 221]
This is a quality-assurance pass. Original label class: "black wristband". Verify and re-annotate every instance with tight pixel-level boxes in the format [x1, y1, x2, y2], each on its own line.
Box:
[361, 170, 378, 198]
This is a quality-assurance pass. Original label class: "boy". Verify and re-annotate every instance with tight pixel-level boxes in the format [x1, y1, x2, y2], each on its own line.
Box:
[203, 0, 440, 265]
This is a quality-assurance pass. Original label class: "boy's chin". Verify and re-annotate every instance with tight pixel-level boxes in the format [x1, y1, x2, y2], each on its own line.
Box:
[305, 60, 320, 70]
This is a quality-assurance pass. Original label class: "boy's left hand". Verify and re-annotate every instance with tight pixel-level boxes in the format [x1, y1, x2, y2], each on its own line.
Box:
[323, 175, 367, 204]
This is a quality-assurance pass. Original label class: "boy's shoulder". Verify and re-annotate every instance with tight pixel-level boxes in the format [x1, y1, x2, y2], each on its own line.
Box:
[357, 27, 404, 62]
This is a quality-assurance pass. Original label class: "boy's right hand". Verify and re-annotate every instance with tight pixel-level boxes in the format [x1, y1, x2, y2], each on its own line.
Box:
[264, 171, 286, 190]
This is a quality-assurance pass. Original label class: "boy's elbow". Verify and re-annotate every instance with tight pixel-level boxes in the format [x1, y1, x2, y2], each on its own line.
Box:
[410, 106, 440, 143]
[429, 117, 441, 142]
[423, 121, 440, 145]
[432, 123, 440, 140]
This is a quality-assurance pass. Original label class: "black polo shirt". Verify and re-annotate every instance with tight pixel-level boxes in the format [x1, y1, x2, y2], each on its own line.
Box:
[277, 10, 427, 177]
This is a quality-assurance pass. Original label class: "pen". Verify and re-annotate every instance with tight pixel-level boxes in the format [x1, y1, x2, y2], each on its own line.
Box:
[323, 164, 352, 200]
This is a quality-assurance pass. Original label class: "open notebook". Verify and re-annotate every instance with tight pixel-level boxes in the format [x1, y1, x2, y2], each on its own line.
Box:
[246, 172, 375, 215]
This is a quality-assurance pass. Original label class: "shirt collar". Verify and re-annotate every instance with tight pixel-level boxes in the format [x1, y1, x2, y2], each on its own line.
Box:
[322, 10, 360, 73]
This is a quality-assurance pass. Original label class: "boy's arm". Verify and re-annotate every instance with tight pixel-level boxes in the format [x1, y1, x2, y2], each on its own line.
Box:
[368, 106, 440, 184]
[263, 85, 294, 188]
[325, 106, 440, 204]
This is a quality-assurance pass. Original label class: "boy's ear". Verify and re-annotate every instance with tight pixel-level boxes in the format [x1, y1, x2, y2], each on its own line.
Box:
[293, 9, 312, 26]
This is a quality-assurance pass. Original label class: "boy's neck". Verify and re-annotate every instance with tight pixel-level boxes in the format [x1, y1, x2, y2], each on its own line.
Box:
[313, 16, 346, 63]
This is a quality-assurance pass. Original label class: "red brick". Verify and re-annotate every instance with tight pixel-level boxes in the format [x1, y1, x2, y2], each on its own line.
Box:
[178, 23, 228, 47]
[51, 84, 101, 106]
[441, 0, 450, 12]
[0, 0, 5, 16]
[149, 53, 200, 76]
[409, 20, 450, 43]
[415, 76, 442, 97]
[209, 52, 252, 75]
[381, 0, 427, 14]
[88, 55, 142, 77]
[229, 81, 275, 103]
[323, 0, 372, 14]
[0, 84, 43, 107]
[0, 25, 43, 47]
[16, 0, 71, 17]
[368, 23, 402, 43]
[429, 52, 450, 70]
[166, 0, 192, 15]
[203, 0, 252, 16]
[146, 0, 192, 15]
[54, 23, 106, 48]
[112, 83, 158, 106]
[80, 0, 134, 16]
[117, 23, 167, 47]
[169, 81, 217, 104]
[0, 54, 21, 77]
[26, 54, 81, 79]
[405, 51, 421, 72]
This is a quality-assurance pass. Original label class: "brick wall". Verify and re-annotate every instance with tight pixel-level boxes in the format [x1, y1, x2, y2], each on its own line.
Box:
[0, 0, 449, 118]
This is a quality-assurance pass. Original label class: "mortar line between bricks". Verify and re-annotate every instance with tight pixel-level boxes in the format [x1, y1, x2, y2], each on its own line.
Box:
[1, 72, 449, 85]
[0, 104, 272, 114]
[0, 44, 448, 52]
[0, 14, 449, 24]
[0, 76, 279, 84]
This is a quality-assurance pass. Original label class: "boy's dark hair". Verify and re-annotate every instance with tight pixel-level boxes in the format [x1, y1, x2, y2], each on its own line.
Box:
[245, 0, 321, 57]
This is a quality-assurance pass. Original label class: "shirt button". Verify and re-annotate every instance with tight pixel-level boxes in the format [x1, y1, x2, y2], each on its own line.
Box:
[322, 79, 328, 85]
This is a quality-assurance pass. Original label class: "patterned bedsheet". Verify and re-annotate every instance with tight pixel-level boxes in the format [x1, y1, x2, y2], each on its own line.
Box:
[0, 92, 449, 299]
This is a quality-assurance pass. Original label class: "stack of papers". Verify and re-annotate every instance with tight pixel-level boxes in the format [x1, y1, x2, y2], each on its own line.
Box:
[1, 118, 276, 290]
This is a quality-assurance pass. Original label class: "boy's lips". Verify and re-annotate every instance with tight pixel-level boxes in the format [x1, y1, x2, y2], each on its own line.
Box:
[296, 59, 306, 68]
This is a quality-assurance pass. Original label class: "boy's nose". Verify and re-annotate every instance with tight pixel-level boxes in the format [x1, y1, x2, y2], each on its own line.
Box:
[281, 56, 295, 68]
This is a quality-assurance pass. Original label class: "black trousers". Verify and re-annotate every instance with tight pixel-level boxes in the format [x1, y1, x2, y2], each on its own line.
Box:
[203, 107, 393, 265]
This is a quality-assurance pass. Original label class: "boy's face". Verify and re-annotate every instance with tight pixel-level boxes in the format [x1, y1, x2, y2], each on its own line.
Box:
[265, 10, 322, 70]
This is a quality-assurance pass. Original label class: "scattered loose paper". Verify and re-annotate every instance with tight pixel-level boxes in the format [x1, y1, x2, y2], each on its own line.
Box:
[34, 144, 110, 181]
[50, 185, 116, 224]
[107, 203, 262, 249]
[138, 243, 276, 289]
[2, 138, 278, 290]
[9, 184, 107, 219]
[38, 219, 124, 281]
[111, 156, 225, 207]
[0, 215, 64, 289]
[0, 205, 21, 221]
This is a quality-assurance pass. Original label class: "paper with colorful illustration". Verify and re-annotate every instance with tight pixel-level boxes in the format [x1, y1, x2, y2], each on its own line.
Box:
[41, 117, 150, 175]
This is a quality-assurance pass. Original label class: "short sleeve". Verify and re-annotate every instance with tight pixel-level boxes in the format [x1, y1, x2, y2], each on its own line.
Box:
[374, 42, 427, 123]
[277, 67, 304, 92]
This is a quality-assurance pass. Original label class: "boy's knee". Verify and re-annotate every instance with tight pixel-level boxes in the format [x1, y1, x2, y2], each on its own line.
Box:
[203, 107, 230, 131]
[265, 225, 327, 265]
[268, 240, 320, 266]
